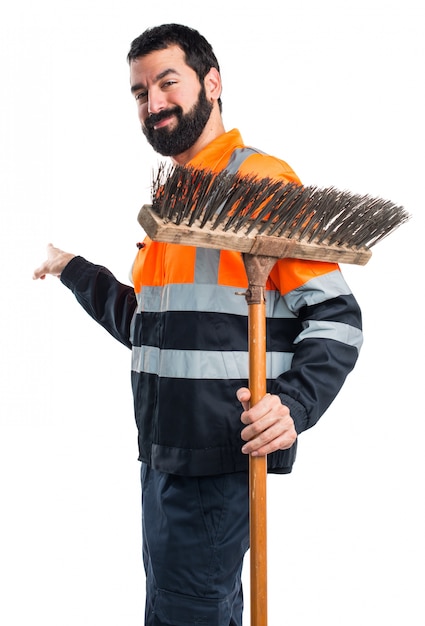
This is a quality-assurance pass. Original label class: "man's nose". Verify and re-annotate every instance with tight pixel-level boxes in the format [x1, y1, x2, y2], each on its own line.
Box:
[147, 88, 166, 115]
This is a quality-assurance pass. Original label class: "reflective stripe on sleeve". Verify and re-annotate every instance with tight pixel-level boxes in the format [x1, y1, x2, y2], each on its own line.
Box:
[284, 269, 352, 312]
[294, 320, 363, 351]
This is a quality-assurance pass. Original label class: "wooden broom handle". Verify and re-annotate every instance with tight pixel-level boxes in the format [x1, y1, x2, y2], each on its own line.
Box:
[248, 300, 268, 626]
[243, 254, 277, 626]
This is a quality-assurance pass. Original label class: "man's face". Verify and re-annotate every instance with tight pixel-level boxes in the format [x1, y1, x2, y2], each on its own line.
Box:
[130, 45, 213, 157]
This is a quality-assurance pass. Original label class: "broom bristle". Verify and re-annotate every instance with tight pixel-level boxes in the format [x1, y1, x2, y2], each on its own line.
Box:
[150, 164, 410, 251]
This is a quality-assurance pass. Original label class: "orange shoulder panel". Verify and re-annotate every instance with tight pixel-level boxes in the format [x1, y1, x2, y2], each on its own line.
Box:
[238, 153, 302, 185]
[268, 258, 340, 296]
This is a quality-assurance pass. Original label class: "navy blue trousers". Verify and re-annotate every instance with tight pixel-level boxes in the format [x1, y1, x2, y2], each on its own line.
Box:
[141, 464, 250, 625]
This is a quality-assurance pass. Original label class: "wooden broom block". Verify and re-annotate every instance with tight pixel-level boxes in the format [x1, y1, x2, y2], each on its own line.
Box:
[138, 204, 372, 265]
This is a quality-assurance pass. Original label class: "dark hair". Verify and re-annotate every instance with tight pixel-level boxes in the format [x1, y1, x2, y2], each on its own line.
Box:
[127, 23, 222, 110]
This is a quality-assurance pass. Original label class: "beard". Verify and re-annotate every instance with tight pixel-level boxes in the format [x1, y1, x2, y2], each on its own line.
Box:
[142, 85, 213, 156]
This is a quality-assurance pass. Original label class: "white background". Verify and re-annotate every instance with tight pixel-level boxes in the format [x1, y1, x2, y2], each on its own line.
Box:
[1, 1, 424, 624]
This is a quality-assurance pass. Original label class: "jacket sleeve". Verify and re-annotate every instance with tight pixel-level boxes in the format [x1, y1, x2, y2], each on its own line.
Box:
[268, 259, 363, 435]
[60, 256, 137, 349]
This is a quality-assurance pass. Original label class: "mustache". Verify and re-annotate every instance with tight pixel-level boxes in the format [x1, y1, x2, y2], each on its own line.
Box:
[144, 106, 182, 130]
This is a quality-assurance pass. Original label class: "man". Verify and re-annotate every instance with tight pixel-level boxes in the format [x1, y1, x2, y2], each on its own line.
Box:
[33, 24, 363, 626]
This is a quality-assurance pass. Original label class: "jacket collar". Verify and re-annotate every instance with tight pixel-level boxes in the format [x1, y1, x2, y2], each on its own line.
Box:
[188, 128, 244, 172]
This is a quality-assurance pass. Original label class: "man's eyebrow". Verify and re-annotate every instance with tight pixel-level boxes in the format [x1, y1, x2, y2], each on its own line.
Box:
[130, 68, 180, 93]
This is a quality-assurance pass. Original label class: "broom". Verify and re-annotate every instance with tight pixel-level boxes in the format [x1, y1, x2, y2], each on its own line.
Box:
[138, 163, 410, 626]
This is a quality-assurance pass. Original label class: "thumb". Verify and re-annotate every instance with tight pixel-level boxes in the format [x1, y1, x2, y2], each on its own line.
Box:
[236, 387, 251, 411]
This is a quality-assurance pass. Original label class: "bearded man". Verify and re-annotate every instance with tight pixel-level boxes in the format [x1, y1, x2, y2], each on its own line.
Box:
[34, 23, 363, 626]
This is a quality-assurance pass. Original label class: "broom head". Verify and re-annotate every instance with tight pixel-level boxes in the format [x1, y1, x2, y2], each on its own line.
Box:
[138, 163, 411, 265]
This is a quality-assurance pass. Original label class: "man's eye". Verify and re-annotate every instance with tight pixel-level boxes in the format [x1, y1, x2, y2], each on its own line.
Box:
[135, 91, 148, 102]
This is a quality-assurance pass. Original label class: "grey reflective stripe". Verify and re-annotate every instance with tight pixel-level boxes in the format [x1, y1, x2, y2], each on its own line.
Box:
[135, 283, 296, 318]
[195, 248, 220, 283]
[294, 320, 363, 351]
[134, 272, 354, 318]
[225, 146, 265, 175]
[131, 346, 293, 379]
[284, 270, 352, 312]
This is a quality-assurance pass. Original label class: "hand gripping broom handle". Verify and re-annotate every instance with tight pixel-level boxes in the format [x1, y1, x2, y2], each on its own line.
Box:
[243, 254, 278, 626]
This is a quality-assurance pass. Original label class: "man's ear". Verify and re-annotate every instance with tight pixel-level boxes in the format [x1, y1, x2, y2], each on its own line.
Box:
[204, 67, 222, 102]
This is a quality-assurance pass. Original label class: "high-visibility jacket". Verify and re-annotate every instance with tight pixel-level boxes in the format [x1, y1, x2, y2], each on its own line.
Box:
[127, 129, 363, 475]
[61, 128, 362, 476]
